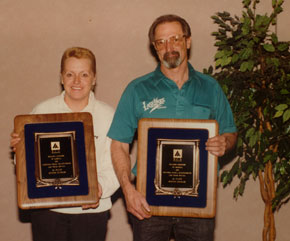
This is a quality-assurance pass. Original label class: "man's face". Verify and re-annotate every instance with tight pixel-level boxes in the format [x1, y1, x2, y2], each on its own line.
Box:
[153, 21, 191, 69]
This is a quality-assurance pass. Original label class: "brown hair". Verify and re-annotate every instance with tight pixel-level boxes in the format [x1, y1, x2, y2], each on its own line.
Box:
[60, 47, 96, 75]
[148, 14, 191, 43]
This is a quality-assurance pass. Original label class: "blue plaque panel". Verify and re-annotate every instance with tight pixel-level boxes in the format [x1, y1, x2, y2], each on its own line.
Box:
[24, 122, 89, 198]
[146, 128, 209, 208]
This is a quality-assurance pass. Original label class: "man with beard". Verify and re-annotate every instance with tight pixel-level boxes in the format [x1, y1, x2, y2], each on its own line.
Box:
[108, 14, 237, 241]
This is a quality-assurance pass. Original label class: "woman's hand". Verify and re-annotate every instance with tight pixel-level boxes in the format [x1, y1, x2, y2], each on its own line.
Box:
[10, 132, 21, 152]
[81, 183, 103, 210]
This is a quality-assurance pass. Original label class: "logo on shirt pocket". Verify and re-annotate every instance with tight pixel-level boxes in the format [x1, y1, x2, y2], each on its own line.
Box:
[143, 97, 167, 113]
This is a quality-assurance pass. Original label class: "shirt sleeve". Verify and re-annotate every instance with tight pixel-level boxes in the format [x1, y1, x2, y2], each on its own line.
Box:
[214, 83, 237, 134]
[96, 137, 120, 199]
[107, 83, 138, 143]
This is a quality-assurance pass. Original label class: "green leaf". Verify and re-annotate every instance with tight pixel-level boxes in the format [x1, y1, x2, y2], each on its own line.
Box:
[275, 104, 288, 111]
[263, 154, 272, 163]
[255, 15, 271, 30]
[279, 166, 286, 175]
[246, 127, 255, 139]
[249, 132, 259, 147]
[215, 40, 227, 46]
[280, 89, 289, 94]
[243, 0, 251, 8]
[237, 137, 243, 149]
[274, 110, 283, 118]
[239, 181, 246, 195]
[240, 60, 254, 72]
[234, 186, 239, 198]
[277, 43, 289, 51]
[253, 36, 260, 43]
[215, 51, 225, 59]
[240, 61, 249, 72]
[221, 171, 229, 186]
[221, 56, 232, 67]
[212, 31, 220, 36]
[221, 84, 228, 94]
[274, 6, 283, 14]
[263, 44, 275, 52]
[283, 109, 290, 122]
[247, 60, 254, 71]
[216, 58, 223, 67]
[240, 48, 253, 60]
[232, 54, 239, 63]
[242, 25, 250, 35]
[271, 58, 280, 67]
[231, 161, 240, 175]
[278, 0, 284, 7]
[271, 33, 278, 44]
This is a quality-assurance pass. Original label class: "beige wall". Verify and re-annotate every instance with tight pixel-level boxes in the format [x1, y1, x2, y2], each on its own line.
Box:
[1, 0, 289, 240]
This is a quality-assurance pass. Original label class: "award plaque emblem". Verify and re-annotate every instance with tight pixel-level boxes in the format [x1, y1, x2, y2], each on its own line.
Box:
[137, 118, 218, 218]
[34, 131, 80, 188]
[155, 139, 200, 197]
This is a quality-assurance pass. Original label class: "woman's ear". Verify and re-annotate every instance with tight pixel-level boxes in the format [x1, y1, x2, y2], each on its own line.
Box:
[60, 74, 64, 85]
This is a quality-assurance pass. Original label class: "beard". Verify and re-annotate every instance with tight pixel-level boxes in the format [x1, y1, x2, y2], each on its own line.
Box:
[162, 51, 182, 69]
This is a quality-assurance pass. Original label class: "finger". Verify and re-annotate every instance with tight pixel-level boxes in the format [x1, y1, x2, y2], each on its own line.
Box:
[10, 138, 21, 145]
[10, 137, 21, 149]
[140, 198, 151, 213]
[11, 132, 19, 137]
[98, 183, 103, 198]
[130, 207, 150, 220]
[82, 202, 99, 210]
[127, 201, 150, 220]
[132, 210, 145, 220]
[206, 146, 225, 157]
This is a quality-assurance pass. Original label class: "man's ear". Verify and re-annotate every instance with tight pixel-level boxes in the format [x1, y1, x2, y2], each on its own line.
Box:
[186, 36, 192, 49]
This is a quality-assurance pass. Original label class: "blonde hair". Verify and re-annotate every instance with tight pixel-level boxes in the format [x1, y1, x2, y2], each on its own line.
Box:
[60, 47, 96, 75]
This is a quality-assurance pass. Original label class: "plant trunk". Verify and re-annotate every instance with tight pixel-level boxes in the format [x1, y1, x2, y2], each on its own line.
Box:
[258, 161, 276, 241]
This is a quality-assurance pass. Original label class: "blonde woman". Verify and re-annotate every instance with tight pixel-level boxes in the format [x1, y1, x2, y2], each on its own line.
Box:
[11, 47, 119, 241]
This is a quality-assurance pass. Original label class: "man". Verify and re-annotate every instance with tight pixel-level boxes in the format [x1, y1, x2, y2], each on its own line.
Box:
[108, 14, 237, 241]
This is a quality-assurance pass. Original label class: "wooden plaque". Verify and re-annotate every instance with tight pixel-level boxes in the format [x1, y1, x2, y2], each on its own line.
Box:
[137, 118, 218, 218]
[14, 112, 98, 209]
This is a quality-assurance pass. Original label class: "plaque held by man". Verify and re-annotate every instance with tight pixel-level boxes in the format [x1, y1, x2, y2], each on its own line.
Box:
[137, 118, 218, 218]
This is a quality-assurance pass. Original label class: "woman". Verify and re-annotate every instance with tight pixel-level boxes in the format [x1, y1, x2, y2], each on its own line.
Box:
[10, 47, 119, 241]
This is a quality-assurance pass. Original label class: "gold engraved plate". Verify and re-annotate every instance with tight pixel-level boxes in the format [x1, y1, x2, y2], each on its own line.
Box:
[154, 139, 200, 197]
[34, 131, 80, 188]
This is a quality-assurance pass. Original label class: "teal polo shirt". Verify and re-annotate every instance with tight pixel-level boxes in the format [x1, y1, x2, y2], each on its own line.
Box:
[107, 63, 237, 175]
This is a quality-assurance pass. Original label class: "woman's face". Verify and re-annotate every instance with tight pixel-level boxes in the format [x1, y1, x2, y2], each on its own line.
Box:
[61, 57, 96, 110]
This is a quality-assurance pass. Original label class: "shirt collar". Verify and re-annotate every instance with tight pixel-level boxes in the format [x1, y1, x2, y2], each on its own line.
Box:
[152, 62, 197, 86]
[60, 91, 95, 112]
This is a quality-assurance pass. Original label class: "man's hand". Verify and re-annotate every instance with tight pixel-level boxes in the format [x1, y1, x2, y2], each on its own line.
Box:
[111, 140, 151, 220]
[205, 133, 237, 157]
[123, 183, 151, 220]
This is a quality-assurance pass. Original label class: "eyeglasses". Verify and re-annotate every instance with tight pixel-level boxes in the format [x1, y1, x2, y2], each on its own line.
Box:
[153, 35, 187, 50]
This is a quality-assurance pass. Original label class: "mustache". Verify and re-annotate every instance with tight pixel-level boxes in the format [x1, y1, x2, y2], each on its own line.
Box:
[163, 51, 180, 59]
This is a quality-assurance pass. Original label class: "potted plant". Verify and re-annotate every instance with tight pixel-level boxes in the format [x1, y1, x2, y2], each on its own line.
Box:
[204, 0, 290, 240]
